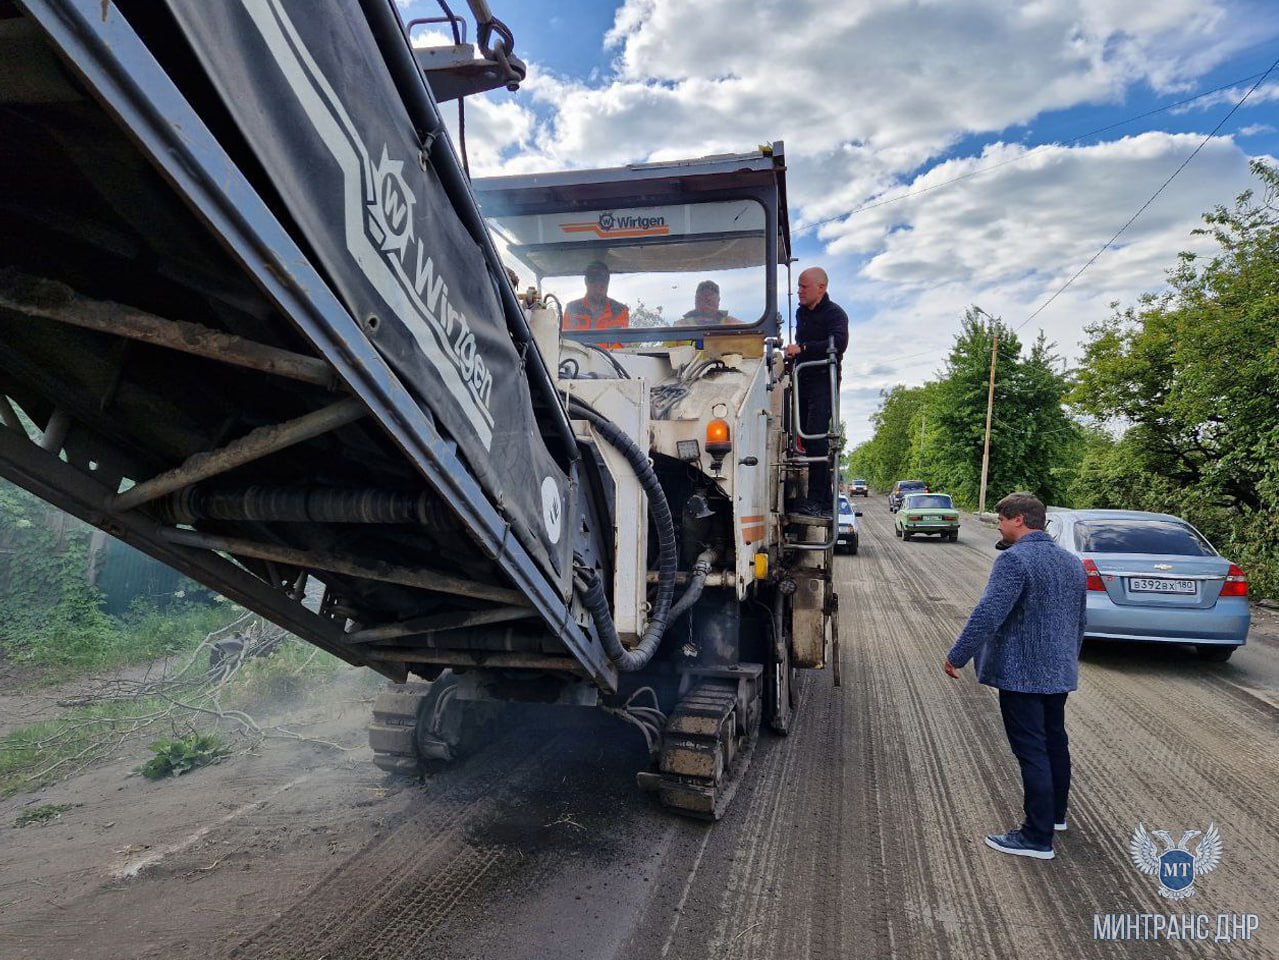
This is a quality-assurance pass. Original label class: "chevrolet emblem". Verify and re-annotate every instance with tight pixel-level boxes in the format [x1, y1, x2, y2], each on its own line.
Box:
[1153, 563, 1173, 571]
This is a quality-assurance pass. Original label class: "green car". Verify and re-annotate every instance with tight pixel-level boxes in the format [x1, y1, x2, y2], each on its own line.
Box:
[894, 493, 961, 542]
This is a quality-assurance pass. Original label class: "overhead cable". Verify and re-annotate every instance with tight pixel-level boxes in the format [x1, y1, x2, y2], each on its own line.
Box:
[804, 66, 1278, 233]
[1014, 56, 1279, 331]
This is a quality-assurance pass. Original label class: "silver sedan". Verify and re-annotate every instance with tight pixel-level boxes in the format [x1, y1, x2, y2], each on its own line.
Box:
[1045, 508, 1251, 662]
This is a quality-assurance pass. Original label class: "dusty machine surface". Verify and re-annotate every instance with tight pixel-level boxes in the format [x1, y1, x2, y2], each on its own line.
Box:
[0, 0, 839, 817]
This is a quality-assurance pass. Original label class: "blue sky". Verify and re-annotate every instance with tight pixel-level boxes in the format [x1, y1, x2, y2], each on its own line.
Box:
[398, 0, 1279, 443]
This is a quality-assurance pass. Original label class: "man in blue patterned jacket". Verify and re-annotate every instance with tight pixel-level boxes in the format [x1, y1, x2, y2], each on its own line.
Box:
[944, 492, 1087, 860]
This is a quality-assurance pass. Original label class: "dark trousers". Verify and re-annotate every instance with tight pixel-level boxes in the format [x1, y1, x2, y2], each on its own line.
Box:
[799, 374, 833, 503]
[998, 690, 1070, 846]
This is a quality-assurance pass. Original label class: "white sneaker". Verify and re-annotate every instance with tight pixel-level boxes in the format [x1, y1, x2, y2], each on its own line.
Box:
[1054, 821, 1068, 832]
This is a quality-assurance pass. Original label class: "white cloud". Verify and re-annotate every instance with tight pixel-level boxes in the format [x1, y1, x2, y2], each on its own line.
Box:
[439, 95, 539, 177]
[827, 131, 1260, 442]
[440, 0, 1278, 442]
[479, 0, 1271, 188]
[827, 133, 1246, 287]
[1239, 123, 1277, 136]
[1174, 81, 1279, 112]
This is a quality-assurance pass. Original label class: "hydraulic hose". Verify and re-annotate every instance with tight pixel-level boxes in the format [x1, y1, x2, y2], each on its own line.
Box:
[568, 398, 677, 671]
[668, 548, 716, 623]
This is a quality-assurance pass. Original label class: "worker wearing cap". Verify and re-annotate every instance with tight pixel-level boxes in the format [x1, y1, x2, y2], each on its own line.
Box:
[674, 280, 737, 327]
[563, 261, 630, 335]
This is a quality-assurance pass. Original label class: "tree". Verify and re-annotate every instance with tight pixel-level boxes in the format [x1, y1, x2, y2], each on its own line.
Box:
[845, 384, 929, 491]
[1071, 160, 1279, 595]
[628, 299, 666, 328]
[1073, 160, 1279, 514]
[925, 311, 1078, 508]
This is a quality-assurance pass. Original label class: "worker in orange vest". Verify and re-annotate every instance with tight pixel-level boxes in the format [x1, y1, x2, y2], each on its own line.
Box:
[563, 261, 630, 339]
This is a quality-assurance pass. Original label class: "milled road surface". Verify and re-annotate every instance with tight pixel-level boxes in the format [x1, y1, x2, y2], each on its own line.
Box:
[3, 495, 1276, 959]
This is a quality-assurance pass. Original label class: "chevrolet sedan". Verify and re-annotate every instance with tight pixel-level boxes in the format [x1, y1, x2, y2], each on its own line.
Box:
[1046, 509, 1250, 661]
[894, 493, 960, 541]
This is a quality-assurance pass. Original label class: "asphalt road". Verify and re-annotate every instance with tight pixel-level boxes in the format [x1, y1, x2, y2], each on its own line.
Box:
[4, 496, 1276, 959]
[245, 497, 1279, 960]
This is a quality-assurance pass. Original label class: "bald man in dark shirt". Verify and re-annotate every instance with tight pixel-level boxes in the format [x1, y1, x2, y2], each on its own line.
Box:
[785, 267, 848, 517]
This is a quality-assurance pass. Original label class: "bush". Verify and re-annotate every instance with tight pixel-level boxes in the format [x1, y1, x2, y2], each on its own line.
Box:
[137, 733, 231, 780]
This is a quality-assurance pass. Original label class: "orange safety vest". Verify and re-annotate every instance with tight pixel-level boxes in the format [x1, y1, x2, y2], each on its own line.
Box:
[563, 297, 631, 333]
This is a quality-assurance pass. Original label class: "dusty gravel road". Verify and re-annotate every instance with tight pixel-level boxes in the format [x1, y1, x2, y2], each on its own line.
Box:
[3, 495, 1276, 959]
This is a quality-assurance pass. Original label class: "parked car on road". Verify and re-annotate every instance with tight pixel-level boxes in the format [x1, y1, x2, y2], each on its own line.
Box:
[894, 493, 960, 541]
[888, 479, 928, 512]
[850, 479, 869, 497]
[1046, 509, 1250, 661]
[837, 495, 861, 554]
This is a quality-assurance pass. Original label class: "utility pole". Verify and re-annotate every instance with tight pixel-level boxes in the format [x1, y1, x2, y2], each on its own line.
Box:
[973, 307, 999, 515]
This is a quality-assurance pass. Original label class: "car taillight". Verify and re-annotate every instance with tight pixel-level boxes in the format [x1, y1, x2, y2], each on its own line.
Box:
[908, 515, 923, 521]
[1082, 558, 1106, 592]
[942, 515, 957, 521]
[1220, 564, 1249, 597]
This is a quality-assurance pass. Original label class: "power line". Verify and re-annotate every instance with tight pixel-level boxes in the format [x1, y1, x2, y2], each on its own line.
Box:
[802, 66, 1276, 233]
[863, 57, 1279, 368]
[1014, 56, 1279, 331]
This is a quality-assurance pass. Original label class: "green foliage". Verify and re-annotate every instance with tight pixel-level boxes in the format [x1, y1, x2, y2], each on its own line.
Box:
[0, 698, 166, 797]
[0, 633, 348, 798]
[925, 313, 1080, 508]
[1071, 160, 1279, 596]
[845, 384, 931, 492]
[1, 476, 239, 674]
[138, 733, 231, 780]
[13, 802, 78, 827]
[853, 160, 1278, 598]
[0, 481, 118, 665]
[6, 598, 239, 680]
[850, 313, 1080, 510]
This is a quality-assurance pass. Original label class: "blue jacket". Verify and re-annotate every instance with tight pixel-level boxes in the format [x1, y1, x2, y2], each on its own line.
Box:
[947, 531, 1087, 693]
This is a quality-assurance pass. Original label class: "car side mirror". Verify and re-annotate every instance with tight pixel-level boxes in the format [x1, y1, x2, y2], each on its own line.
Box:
[855, 511, 863, 517]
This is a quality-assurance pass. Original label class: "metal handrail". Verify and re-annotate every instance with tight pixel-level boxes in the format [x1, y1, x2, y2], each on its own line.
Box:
[784, 336, 841, 552]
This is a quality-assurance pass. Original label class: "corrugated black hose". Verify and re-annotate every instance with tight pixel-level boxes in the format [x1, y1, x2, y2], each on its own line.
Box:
[568, 399, 677, 671]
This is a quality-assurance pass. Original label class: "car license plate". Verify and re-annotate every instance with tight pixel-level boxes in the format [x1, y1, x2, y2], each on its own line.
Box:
[1129, 578, 1196, 595]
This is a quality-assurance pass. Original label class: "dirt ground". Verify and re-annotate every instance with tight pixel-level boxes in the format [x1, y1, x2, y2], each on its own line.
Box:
[2, 498, 1276, 959]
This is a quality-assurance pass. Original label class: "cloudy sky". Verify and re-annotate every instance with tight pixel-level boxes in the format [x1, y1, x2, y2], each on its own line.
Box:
[398, 0, 1279, 443]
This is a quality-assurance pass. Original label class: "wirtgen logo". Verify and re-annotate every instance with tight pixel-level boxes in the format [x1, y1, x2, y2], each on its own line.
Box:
[561, 210, 670, 239]
[367, 146, 415, 256]
[365, 145, 495, 415]
[244, 0, 496, 446]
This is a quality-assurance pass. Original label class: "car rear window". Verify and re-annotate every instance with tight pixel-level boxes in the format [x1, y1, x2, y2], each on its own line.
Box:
[1073, 519, 1215, 556]
[905, 495, 952, 509]
[838, 499, 853, 515]
[898, 481, 926, 491]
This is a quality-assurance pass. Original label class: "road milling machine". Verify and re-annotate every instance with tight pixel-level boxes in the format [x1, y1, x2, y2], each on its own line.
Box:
[0, 0, 840, 817]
